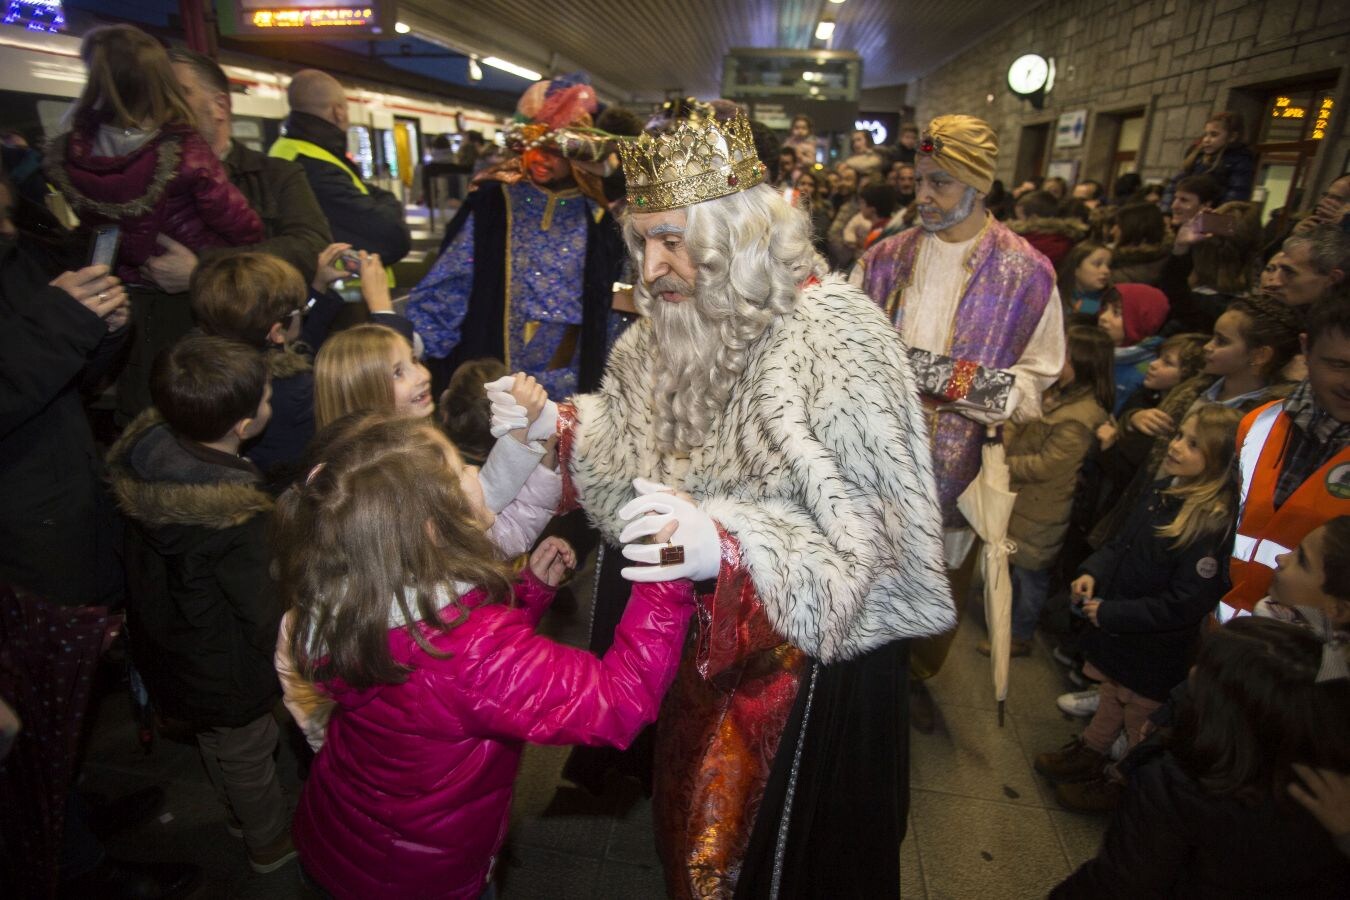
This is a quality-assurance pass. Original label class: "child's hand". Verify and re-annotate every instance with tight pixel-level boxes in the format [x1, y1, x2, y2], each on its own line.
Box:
[529, 536, 576, 587]
[1288, 764, 1350, 842]
[1096, 421, 1118, 450]
[312, 243, 354, 293]
[507, 374, 546, 444]
[1131, 408, 1175, 437]
[541, 434, 559, 471]
[511, 374, 547, 423]
[1080, 599, 1101, 626]
[358, 252, 393, 312]
[1071, 574, 1095, 600]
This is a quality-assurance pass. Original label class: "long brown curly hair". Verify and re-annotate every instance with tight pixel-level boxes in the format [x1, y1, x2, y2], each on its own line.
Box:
[276, 413, 512, 689]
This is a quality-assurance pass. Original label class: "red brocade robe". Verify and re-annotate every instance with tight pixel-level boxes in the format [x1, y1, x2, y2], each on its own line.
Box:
[554, 276, 952, 898]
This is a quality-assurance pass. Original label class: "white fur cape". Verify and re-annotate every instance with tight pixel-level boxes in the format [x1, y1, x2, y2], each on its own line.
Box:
[569, 274, 954, 662]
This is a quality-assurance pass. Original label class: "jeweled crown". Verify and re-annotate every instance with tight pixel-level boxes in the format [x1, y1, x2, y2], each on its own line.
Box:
[618, 113, 765, 212]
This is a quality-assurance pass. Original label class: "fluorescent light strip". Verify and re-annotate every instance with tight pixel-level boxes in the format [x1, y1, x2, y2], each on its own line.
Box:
[482, 56, 542, 81]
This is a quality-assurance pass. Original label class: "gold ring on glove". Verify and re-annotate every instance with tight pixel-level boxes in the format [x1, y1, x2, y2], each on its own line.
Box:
[660, 543, 685, 566]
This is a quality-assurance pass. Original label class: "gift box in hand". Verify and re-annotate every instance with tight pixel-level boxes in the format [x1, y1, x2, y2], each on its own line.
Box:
[908, 347, 1014, 414]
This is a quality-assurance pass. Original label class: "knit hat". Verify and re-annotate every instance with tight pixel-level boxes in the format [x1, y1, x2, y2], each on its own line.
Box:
[1115, 283, 1170, 345]
[918, 115, 998, 194]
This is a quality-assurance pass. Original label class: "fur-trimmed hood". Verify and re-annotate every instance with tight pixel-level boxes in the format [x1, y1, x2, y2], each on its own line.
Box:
[44, 123, 186, 221]
[1007, 216, 1089, 241]
[108, 409, 272, 532]
[1110, 242, 1171, 266]
[268, 345, 313, 379]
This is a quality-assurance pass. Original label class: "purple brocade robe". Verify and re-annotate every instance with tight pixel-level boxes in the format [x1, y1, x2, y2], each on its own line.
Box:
[860, 218, 1055, 528]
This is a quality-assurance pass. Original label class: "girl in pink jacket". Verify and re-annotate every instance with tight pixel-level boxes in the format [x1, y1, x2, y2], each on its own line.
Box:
[276, 413, 694, 900]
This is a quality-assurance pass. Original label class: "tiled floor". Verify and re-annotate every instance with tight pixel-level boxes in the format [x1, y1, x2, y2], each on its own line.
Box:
[75, 564, 1106, 898]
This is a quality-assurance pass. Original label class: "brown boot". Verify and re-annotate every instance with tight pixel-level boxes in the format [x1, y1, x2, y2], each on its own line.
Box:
[1034, 738, 1107, 783]
[1054, 774, 1123, 813]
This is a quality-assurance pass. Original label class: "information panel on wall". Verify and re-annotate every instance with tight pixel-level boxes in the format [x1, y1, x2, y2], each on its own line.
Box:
[217, 0, 396, 38]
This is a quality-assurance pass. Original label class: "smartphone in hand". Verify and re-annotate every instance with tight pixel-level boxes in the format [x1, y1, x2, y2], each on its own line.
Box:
[1193, 211, 1238, 238]
[337, 250, 362, 275]
[88, 224, 121, 269]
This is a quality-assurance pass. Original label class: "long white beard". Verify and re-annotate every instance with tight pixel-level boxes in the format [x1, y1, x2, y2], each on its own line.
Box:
[645, 275, 740, 454]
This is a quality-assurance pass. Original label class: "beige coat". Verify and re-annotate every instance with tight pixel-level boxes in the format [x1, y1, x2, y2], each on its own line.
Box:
[1005, 387, 1109, 570]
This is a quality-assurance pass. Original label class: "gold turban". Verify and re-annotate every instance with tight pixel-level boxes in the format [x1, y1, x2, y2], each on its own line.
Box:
[918, 115, 998, 194]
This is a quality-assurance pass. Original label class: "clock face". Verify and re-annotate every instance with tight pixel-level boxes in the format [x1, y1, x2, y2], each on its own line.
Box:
[1008, 54, 1050, 95]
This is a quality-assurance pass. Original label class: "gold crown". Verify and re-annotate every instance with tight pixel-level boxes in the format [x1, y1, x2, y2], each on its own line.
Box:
[618, 113, 765, 212]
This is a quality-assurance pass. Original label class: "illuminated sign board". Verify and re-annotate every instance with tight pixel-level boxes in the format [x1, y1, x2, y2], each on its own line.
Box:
[1313, 97, 1333, 140]
[855, 118, 889, 145]
[3, 0, 65, 32]
[218, 0, 395, 38]
[1271, 95, 1335, 140]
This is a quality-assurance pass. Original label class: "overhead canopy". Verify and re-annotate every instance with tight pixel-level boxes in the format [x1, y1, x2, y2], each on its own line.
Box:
[399, 0, 1040, 102]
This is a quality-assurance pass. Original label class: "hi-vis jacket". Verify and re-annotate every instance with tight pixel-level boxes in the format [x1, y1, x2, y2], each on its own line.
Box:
[1219, 400, 1350, 620]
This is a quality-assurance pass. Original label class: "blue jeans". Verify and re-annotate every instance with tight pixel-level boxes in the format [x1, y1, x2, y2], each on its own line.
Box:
[1011, 565, 1051, 641]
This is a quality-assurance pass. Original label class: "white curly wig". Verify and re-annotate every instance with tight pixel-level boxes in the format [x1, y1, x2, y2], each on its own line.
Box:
[624, 183, 824, 454]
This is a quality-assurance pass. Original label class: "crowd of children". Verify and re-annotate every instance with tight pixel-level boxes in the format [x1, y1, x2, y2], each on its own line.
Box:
[0, 23, 1347, 895]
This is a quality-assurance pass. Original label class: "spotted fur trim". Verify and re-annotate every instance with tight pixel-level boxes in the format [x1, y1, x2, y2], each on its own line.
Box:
[569, 275, 955, 662]
[44, 131, 182, 220]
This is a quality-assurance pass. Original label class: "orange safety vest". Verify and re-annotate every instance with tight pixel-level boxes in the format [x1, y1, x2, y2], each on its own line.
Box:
[1218, 400, 1350, 620]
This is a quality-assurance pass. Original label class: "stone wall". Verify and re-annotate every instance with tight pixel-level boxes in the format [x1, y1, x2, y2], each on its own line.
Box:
[912, 0, 1350, 198]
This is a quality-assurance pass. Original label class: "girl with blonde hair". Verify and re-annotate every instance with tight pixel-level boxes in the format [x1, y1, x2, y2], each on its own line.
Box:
[1036, 403, 1243, 812]
[314, 325, 434, 428]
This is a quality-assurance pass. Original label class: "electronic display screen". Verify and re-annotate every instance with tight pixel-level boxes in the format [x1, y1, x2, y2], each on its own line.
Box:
[3, 0, 66, 33]
[218, 0, 394, 38]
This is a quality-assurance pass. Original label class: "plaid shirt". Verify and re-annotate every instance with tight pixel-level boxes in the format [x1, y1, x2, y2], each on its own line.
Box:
[1275, 381, 1350, 508]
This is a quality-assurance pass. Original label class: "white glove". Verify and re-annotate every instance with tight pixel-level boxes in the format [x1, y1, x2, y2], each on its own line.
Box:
[618, 479, 721, 582]
[527, 399, 558, 443]
[484, 375, 527, 438]
[483, 376, 559, 441]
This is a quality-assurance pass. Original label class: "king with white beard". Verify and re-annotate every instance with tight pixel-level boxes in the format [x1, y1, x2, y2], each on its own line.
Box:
[493, 111, 952, 900]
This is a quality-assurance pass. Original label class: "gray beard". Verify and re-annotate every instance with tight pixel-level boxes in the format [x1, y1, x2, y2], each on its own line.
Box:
[645, 277, 736, 454]
[917, 186, 979, 233]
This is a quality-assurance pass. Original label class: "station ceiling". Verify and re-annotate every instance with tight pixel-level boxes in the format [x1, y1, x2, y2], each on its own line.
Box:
[400, 0, 1037, 102]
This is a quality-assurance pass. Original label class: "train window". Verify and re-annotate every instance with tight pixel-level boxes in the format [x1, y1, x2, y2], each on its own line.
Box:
[231, 118, 264, 153]
[347, 125, 374, 180]
[381, 129, 399, 180]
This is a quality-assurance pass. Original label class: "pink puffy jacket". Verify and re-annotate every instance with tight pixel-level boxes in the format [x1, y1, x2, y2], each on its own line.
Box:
[293, 570, 695, 899]
[45, 117, 264, 283]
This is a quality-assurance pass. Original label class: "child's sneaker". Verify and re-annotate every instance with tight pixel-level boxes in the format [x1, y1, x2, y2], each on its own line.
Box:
[1034, 738, 1107, 783]
[248, 829, 298, 874]
[1056, 688, 1100, 718]
[1054, 773, 1123, 813]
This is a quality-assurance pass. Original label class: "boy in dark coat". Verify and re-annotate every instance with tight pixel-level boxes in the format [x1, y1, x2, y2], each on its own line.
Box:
[108, 335, 294, 874]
